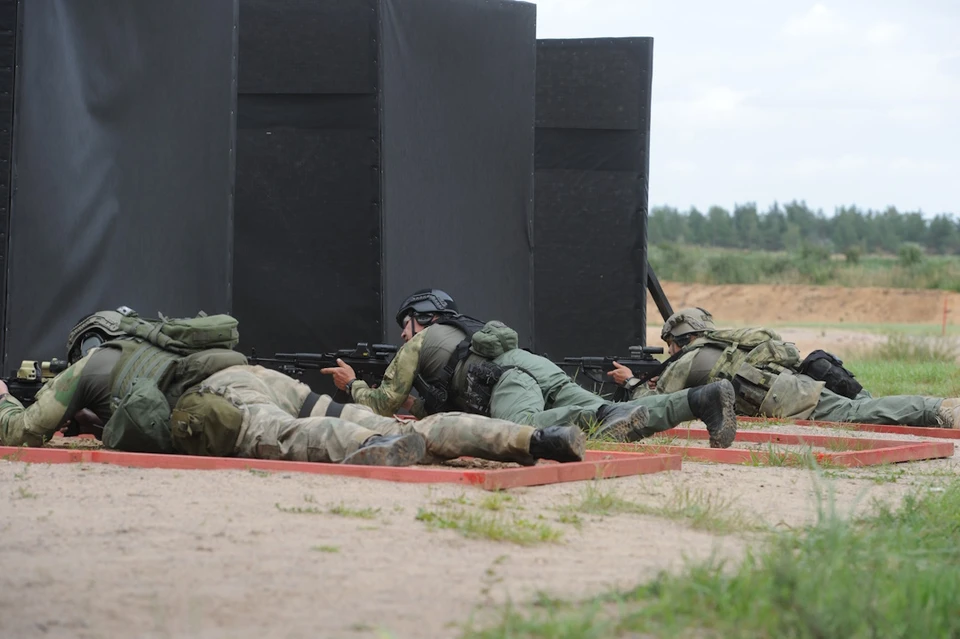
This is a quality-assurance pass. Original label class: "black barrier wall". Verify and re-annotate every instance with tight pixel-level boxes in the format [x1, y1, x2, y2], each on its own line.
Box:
[235, 0, 536, 367]
[533, 38, 654, 359]
[0, 0, 18, 368]
[4, 0, 238, 370]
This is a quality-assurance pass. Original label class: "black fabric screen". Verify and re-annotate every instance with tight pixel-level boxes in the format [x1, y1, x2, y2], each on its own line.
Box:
[533, 38, 654, 358]
[380, 0, 536, 345]
[4, 0, 237, 370]
[234, 0, 383, 362]
[235, 0, 537, 364]
[0, 0, 19, 367]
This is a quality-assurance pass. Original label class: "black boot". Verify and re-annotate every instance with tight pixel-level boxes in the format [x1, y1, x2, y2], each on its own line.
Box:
[342, 433, 426, 466]
[529, 425, 586, 463]
[687, 380, 737, 448]
[594, 403, 649, 442]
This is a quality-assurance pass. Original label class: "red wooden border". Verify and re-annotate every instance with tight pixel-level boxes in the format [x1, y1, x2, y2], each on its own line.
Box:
[740, 416, 960, 440]
[590, 428, 954, 468]
[0, 447, 681, 491]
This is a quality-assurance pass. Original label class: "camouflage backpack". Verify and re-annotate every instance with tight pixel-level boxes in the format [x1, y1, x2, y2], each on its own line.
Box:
[698, 327, 802, 380]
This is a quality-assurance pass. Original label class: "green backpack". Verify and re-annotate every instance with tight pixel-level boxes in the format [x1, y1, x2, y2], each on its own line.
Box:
[698, 327, 802, 379]
[118, 311, 239, 355]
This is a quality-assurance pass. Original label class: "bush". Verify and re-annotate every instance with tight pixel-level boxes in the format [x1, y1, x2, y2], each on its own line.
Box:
[898, 242, 924, 267]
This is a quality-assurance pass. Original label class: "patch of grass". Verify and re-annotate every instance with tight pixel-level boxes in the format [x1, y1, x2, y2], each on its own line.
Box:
[275, 503, 324, 515]
[248, 468, 270, 477]
[328, 503, 381, 519]
[479, 492, 516, 512]
[12, 485, 37, 499]
[311, 545, 340, 553]
[416, 508, 562, 546]
[463, 479, 960, 639]
[563, 481, 763, 535]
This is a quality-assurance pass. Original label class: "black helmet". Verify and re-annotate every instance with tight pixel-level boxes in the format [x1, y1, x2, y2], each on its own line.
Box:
[65, 306, 137, 363]
[395, 289, 458, 327]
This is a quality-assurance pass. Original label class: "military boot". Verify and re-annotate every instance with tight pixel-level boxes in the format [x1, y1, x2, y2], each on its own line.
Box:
[594, 403, 650, 442]
[687, 380, 737, 448]
[342, 432, 426, 466]
[529, 425, 586, 463]
[936, 398, 960, 429]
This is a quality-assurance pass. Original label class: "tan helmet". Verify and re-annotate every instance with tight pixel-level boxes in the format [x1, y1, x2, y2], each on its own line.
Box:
[66, 306, 136, 363]
[661, 307, 716, 342]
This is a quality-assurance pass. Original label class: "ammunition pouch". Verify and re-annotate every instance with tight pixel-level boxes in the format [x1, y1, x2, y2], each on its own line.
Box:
[798, 350, 862, 399]
[731, 362, 823, 420]
[461, 361, 509, 416]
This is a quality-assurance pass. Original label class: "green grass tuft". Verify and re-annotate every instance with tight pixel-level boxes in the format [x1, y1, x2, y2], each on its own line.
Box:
[416, 508, 562, 546]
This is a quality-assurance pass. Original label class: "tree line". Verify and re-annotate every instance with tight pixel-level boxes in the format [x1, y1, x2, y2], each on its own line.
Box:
[648, 202, 960, 255]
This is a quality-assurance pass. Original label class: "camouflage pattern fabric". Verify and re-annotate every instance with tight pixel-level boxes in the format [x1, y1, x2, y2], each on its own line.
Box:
[311, 398, 536, 465]
[199, 366, 537, 465]
[182, 366, 375, 463]
[640, 343, 948, 427]
[350, 330, 426, 417]
[0, 352, 112, 447]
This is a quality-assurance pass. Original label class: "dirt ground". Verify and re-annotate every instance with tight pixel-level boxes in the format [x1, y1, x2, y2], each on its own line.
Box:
[2, 282, 958, 639]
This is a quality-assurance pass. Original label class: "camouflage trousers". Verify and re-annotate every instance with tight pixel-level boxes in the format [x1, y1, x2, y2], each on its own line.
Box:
[490, 349, 694, 437]
[184, 366, 537, 465]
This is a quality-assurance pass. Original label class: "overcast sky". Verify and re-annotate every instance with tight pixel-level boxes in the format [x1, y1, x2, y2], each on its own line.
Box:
[531, 0, 959, 218]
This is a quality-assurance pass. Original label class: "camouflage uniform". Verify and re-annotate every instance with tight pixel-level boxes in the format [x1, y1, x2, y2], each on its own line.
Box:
[638, 332, 951, 428]
[0, 354, 543, 465]
[351, 326, 696, 438]
[186, 366, 540, 465]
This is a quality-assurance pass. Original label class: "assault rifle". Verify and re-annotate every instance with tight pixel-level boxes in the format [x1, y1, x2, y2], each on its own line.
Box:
[3, 359, 69, 406]
[247, 343, 399, 401]
[557, 346, 665, 400]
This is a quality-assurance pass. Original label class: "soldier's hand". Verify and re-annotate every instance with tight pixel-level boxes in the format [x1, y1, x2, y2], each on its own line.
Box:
[401, 395, 416, 411]
[647, 376, 659, 390]
[320, 359, 357, 391]
[0, 380, 8, 396]
[607, 361, 634, 386]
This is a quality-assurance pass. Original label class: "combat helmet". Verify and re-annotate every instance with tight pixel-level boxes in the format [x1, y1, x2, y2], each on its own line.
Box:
[395, 289, 458, 328]
[661, 307, 716, 343]
[66, 306, 136, 363]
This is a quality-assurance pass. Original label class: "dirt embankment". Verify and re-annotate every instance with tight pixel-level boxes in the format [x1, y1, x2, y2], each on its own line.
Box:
[650, 282, 959, 326]
[644, 282, 959, 358]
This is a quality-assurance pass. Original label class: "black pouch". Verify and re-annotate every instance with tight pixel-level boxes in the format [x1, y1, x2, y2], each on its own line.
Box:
[462, 361, 509, 416]
[798, 349, 863, 399]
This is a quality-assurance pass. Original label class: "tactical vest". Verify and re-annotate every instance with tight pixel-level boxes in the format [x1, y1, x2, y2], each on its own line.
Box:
[412, 316, 487, 413]
[105, 339, 180, 411]
[412, 316, 520, 415]
[668, 328, 821, 418]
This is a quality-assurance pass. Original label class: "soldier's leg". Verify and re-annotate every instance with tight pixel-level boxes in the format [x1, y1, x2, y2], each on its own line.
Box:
[488, 368, 593, 428]
[810, 388, 943, 427]
[624, 390, 697, 437]
[173, 373, 423, 464]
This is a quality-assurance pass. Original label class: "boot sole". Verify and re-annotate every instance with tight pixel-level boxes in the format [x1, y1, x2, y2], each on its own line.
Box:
[601, 405, 650, 443]
[342, 433, 426, 467]
[709, 380, 738, 449]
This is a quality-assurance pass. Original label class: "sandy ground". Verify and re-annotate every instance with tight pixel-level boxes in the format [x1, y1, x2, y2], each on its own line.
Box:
[2, 282, 958, 639]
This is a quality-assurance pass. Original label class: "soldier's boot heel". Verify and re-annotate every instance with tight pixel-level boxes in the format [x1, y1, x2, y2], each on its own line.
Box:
[594, 403, 650, 442]
[529, 425, 586, 463]
[936, 398, 960, 429]
[342, 432, 426, 466]
[687, 380, 737, 448]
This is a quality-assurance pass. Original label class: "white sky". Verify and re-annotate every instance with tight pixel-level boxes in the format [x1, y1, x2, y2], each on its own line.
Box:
[531, 0, 960, 217]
